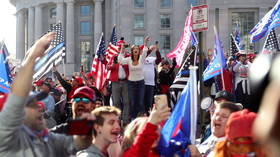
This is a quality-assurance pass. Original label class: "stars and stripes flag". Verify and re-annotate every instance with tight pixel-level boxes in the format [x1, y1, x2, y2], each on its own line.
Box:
[261, 28, 280, 54]
[0, 42, 12, 93]
[250, 0, 280, 42]
[168, 31, 197, 108]
[169, 46, 197, 108]
[230, 34, 240, 57]
[105, 26, 119, 79]
[91, 33, 107, 90]
[106, 26, 119, 64]
[158, 65, 198, 157]
[33, 22, 65, 80]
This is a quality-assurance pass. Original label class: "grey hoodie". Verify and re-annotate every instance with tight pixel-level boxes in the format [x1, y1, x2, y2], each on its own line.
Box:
[76, 144, 106, 157]
[0, 93, 77, 157]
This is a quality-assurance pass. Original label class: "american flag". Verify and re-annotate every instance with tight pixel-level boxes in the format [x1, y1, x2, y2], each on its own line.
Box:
[230, 34, 240, 57]
[105, 26, 119, 79]
[33, 22, 65, 80]
[261, 28, 280, 54]
[91, 33, 107, 90]
[106, 26, 119, 64]
[169, 46, 197, 108]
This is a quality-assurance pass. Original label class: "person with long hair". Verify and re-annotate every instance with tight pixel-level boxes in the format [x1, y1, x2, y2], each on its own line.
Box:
[118, 36, 150, 119]
[121, 104, 170, 157]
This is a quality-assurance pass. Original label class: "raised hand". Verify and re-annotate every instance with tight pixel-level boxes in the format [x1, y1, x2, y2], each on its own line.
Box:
[148, 104, 171, 125]
[144, 36, 150, 46]
[26, 32, 56, 61]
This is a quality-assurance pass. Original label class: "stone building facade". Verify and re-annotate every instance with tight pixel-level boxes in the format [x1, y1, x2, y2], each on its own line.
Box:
[10, 0, 275, 75]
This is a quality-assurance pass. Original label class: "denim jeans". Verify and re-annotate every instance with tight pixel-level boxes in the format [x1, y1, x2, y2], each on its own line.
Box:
[144, 85, 155, 114]
[128, 80, 145, 119]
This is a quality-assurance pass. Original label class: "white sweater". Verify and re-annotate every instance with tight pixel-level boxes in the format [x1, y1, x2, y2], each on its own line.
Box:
[118, 46, 148, 81]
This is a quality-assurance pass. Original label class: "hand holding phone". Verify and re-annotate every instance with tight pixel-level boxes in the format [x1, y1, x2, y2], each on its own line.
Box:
[149, 96, 171, 125]
[154, 94, 168, 109]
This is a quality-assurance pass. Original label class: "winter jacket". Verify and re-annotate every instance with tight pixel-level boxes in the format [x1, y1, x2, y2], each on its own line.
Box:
[107, 63, 129, 82]
[122, 122, 160, 157]
[0, 93, 78, 157]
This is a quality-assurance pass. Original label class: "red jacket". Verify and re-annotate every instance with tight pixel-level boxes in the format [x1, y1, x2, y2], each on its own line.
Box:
[107, 63, 129, 82]
[122, 122, 160, 157]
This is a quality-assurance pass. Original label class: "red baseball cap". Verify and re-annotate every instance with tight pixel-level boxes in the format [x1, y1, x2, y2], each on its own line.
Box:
[74, 77, 83, 86]
[226, 109, 257, 141]
[71, 86, 96, 102]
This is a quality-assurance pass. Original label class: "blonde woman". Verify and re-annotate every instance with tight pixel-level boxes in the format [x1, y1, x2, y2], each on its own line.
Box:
[121, 105, 170, 157]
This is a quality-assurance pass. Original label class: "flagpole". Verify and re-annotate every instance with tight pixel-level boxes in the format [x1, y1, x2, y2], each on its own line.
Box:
[189, 65, 198, 144]
[63, 50, 66, 75]
[214, 26, 226, 90]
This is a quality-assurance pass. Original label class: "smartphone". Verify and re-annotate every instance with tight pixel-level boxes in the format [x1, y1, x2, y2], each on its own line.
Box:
[154, 94, 168, 109]
[66, 119, 94, 135]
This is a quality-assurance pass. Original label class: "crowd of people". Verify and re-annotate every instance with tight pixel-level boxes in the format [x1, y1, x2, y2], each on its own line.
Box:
[0, 32, 279, 157]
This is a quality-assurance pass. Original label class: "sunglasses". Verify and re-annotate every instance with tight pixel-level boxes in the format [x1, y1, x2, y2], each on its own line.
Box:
[73, 97, 91, 104]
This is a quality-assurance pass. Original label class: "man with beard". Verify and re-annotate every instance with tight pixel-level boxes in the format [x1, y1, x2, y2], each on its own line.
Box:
[50, 86, 97, 133]
[0, 32, 91, 157]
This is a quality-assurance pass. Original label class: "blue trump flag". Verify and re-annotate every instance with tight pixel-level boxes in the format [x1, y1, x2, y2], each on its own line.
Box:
[250, 0, 280, 42]
[0, 44, 12, 93]
[158, 66, 198, 157]
[203, 26, 226, 81]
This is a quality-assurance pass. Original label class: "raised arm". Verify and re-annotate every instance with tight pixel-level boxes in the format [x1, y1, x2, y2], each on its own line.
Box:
[118, 44, 130, 65]
[0, 32, 55, 148]
[139, 36, 150, 63]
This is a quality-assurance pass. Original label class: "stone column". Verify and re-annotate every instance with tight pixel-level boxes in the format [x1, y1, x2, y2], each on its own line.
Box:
[27, 7, 35, 48]
[16, 10, 26, 60]
[34, 5, 43, 40]
[93, 0, 104, 52]
[56, 2, 64, 24]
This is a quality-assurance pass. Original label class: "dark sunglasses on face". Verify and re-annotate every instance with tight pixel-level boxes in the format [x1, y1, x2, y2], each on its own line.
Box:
[73, 97, 91, 104]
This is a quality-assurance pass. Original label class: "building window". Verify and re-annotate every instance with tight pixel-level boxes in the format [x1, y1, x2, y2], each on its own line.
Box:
[80, 5, 91, 16]
[134, 35, 144, 45]
[160, 0, 172, 8]
[134, 0, 144, 8]
[232, 12, 255, 51]
[80, 41, 91, 72]
[160, 14, 171, 28]
[134, 15, 144, 29]
[50, 7, 56, 18]
[160, 35, 171, 54]
[80, 21, 91, 35]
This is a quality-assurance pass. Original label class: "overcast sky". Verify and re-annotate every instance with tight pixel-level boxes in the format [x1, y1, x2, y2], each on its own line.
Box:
[0, 1, 16, 56]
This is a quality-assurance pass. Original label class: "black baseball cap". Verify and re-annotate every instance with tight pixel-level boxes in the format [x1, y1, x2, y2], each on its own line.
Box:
[215, 90, 233, 101]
